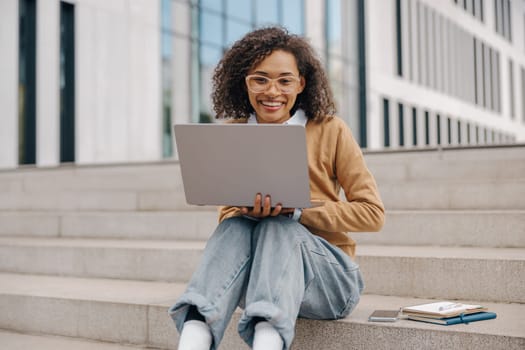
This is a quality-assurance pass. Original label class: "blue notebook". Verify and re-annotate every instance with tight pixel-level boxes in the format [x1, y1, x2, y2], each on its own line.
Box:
[407, 312, 497, 325]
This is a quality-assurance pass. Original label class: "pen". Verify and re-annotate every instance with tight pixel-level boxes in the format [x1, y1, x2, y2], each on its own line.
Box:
[439, 303, 463, 311]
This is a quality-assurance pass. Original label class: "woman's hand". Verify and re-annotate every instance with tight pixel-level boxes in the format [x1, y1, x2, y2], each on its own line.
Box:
[240, 193, 294, 218]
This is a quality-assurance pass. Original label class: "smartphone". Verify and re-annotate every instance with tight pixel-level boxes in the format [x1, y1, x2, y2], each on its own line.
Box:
[368, 310, 399, 322]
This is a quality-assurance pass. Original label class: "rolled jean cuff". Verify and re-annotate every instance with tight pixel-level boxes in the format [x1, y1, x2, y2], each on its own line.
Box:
[168, 292, 224, 349]
[238, 301, 295, 350]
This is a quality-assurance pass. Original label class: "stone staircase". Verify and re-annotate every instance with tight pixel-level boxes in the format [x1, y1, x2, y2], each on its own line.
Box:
[0, 145, 524, 349]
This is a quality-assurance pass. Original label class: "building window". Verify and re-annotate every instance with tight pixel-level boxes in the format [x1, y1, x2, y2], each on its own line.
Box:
[424, 110, 430, 145]
[521, 66, 525, 123]
[475, 42, 501, 113]
[474, 38, 478, 105]
[326, 0, 343, 115]
[457, 120, 462, 144]
[447, 117, 452, 144]
[509, 59, 515, 119]
[383, 98, 390, 147]
[398, 103, 405, 146]
[18, 0, 37, 165]
[493, 50, 501, 113]
[412, 107, 418, 146]
[60, 1, 75, 163]
[416, 5, 482, 110]
[494, 0, 512, 41]
[357, 0, 367, 147]
[436, 114, 442, 145]
[453, 0, 484, 22]
[396, 0, 403, 77]
[161, 0, 173, 157]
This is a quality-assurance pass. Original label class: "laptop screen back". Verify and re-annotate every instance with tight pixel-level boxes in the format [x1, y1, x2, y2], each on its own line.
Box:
[174, 123, 312, 208]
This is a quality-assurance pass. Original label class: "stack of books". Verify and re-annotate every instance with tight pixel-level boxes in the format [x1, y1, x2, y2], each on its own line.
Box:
[401, 301, 497, 325]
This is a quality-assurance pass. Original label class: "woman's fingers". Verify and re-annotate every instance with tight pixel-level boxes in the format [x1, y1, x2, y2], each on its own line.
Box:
[270, 204, 282, 216]
[241, 194, 291, 218]
[261, 195, 272, 216]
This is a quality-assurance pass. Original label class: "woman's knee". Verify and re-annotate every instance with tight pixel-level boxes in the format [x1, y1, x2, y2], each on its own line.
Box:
[208, 217, 256, 247]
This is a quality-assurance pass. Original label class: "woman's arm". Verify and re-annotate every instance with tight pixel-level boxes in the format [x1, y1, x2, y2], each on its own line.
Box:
[300, 121, 385, 233]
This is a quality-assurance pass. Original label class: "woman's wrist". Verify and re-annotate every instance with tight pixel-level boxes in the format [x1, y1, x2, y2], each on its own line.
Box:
[291, 208, 302, 221]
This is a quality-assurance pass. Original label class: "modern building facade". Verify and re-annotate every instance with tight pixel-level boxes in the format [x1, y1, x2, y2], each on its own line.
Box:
[1, 0, 524, 169]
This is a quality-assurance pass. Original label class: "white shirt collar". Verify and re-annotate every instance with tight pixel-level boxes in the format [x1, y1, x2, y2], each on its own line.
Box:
[247, 109, 308, 126]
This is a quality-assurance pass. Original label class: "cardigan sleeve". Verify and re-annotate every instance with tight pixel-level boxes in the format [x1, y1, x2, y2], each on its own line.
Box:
[299, 121, 385, 233]
[218, 206, 242, 223]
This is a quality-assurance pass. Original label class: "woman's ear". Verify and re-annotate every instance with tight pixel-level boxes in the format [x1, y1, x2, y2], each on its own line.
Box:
[298, 76, 306, 93]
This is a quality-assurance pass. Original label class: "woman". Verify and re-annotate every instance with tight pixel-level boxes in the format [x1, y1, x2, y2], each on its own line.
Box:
[169, 26, 384, 350]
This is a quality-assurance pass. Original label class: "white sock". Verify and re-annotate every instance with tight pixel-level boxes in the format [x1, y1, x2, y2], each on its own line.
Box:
[178, 320, 212, 350]
[252, 321, 284, 350]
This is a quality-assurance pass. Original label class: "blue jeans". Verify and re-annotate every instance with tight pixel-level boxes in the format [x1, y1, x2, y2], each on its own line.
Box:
[168, 216, 364, 350]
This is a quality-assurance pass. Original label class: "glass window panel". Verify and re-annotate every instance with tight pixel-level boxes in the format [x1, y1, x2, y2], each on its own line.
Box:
[256, 0, 279, 25]
[201, 10, 223, 45]
[383, 98, 390, 147]
[327, 0, 342, 56]
[226, 0, 252, 22]
[457, 120, 462, 144]
[199, 59, 216, 122]
[161, 0, 172, 59]
[161, 0, 173, 157]
[436, 114, 441, 145]
[200, 44, 222, 67]
[201, 0, 222, 13]
[281, 0, 304, 34]
[226, 20, 252, 47]
[161, 0, 171, 30]
[412, 107, 418, 145]
[424, 111, 430, 145]
[398, 103, 405, 146]
[162, 33, 172, 59]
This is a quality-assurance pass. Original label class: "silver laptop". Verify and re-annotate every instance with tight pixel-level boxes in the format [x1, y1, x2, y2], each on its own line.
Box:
[174, 123, 315, 208]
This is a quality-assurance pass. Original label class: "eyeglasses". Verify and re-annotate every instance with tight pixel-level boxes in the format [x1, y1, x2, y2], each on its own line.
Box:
[245, 74, 301, 94]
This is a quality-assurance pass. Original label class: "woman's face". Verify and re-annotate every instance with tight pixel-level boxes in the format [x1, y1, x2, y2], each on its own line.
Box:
[246, 50, 305, 124]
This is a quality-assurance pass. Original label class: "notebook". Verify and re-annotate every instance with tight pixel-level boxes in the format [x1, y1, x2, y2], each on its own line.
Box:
[406, 312, 497, 325]
[173, 123, 318, 208]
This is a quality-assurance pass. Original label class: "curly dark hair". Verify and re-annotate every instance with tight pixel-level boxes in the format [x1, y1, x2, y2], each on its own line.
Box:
[212, 26, 336, 121]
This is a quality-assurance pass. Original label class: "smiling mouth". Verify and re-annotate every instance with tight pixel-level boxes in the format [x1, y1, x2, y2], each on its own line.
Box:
[260, 101, 284, 108]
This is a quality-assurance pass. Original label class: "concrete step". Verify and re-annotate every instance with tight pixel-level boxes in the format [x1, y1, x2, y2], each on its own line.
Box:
[0, 237, 522, 302]
[364, 144, 525, 163]
[2, 210, 523, 248]
[356, 245, 525, 303]
[0, 211, 218, 240]
[379, 179, 525, 209]
[355, 210, 525, 248]
[0, 273, 523, 350]
[1, 147, 524, 195]
[0, 330, 149, 350]
[0, 190, 214, 212]
[368, 157, 525, 184]
[0, 162, 183, 193]
[3, 177, 522, 211]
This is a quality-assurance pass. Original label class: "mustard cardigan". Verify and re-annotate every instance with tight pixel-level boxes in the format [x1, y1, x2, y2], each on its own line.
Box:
[218, 116, 385, 258]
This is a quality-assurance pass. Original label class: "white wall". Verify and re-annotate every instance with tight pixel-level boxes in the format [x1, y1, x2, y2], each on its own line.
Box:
[37, 0, 60, 167]
[305, 0, 326, 56]
[76, 0, 161, 165]
[0, 0, 18, 169]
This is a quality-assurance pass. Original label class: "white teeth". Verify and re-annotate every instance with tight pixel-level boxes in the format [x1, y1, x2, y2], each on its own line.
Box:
[261, 101, 282, 107]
